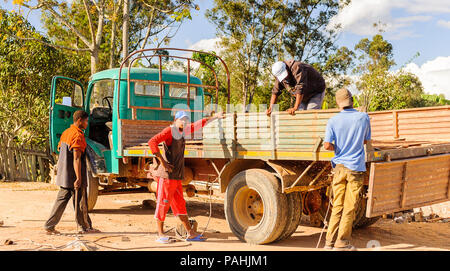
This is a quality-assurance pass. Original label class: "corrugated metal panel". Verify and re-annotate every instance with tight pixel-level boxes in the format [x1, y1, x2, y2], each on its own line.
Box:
[366, 153, 450, 217]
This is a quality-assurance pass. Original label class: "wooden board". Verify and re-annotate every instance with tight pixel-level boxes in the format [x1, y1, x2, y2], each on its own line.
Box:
[366, 153, 450, 218]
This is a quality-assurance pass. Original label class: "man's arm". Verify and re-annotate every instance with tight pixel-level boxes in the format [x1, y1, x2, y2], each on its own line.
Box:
[186, 112, 225, 136]
[73, 149, 82, 189]
[286, 93, 304, 115]
[266, 80, 284, 116]
[323, 120, 335, 151]
[266, 94, 278, 116]
[323, 142, 335, 151]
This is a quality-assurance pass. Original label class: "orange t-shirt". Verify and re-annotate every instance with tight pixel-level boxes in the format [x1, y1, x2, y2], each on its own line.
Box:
[58, 124, 87, 153]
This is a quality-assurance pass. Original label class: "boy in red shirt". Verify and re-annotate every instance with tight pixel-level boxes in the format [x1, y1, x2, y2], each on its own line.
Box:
[148, 111, 223, 243]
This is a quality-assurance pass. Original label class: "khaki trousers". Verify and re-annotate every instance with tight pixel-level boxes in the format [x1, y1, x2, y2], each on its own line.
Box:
[325, 164, 364, 248]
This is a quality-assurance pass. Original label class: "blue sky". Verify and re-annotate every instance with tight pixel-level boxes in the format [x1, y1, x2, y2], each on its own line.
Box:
[3, 0, 450, 97]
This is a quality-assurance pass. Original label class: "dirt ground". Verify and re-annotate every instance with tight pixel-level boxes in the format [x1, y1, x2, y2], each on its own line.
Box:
[0, 182, 449, 251]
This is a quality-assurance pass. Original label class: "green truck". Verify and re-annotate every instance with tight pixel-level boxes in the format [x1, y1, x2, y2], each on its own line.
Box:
[50, 48, 450, 244]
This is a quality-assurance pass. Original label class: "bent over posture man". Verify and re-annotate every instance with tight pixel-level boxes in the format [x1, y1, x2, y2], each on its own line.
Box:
[148, 111, 223, 243]
[323, 88, 371, 251]
[266, 60, 326, 115]
[44, 110, 99, 235]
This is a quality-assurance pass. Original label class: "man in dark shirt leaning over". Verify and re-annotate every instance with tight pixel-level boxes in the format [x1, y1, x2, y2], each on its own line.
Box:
[266, 60, 326, 116]
[44, 110, 100, 235]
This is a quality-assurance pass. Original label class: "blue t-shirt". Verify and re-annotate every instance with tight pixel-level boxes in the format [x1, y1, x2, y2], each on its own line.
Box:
[324, 109, 371, 172]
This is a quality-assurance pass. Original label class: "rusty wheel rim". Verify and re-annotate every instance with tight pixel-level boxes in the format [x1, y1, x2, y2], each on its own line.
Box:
[233, 186, 264, 228]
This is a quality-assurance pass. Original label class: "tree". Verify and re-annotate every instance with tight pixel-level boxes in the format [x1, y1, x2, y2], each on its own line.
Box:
[206, 0, 287, 110]
[354, 34, 427, 111]
[0, 9, 87, 145]
[421, 93, 450, 106]
[281, 0, 342, 63]
[18, 0, 197, 73]
[207, 0, 351, 111]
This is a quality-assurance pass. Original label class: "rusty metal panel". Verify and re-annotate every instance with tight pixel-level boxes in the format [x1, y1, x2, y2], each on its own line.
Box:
[121, 119, 171, 148]
[366, 153, 450, 217]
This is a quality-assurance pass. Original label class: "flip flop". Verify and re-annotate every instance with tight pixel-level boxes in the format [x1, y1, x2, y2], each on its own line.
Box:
[84, 228, 101, 234]
[186, 234, 207, 242]
[156, 236, 173, 244]
[45, 229, 61, 235]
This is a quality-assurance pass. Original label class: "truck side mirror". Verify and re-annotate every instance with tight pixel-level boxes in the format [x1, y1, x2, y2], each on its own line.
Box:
[62, 96, 72, 106]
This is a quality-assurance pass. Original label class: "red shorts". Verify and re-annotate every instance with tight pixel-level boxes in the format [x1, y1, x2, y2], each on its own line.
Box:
[154, 177, 187, 221]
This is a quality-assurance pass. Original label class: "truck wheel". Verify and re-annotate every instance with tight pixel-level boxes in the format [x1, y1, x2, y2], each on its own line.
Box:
[86, 164, 99, 211]
[225, 169, 288, 244]
[353, 194, 381, 228]
[275, 191, 302, 242]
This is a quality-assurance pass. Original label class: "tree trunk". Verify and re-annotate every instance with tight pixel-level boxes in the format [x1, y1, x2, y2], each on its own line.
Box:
[122, 0, 130, 67]
[91, 47, 99, 75]
[109, 18, 116, 69]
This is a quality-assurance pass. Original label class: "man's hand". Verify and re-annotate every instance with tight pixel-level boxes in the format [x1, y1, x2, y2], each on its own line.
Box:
[74, 178, 81, 190]
[215, 111, 225, 119]
[286, 107, 297, 115]
[161, 160, 174, 173]
[266, 107, 272, 116]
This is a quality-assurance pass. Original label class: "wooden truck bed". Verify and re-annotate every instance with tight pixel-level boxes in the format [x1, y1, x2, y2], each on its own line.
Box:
[122, 106, 450, 162]
[120, 106, 450, 218]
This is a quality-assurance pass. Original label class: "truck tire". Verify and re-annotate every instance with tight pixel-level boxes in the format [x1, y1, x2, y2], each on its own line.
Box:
[224, 169, 288, 244]
[276, 192, 302, 242]
[353, 195, 381, 228]
[86, 163, 99, 211]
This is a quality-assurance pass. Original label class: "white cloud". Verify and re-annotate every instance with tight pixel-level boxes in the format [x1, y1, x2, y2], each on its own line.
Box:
[403, 56, 450, 98]
[437, 20, 450, 29]
[188, 37, 222, 53]
[328, 0, 449, 38]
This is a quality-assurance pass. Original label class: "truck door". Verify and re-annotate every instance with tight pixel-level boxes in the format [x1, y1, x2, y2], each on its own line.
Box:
[49, 76, 85, 154]
[366, 153, 450, 217]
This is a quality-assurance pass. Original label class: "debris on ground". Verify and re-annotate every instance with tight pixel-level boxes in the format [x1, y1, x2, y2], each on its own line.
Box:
[3, 239, 14, 245]
[142, 199, 156, 209]
[0, 220, 3, 226]
[391, 209, 449, 224]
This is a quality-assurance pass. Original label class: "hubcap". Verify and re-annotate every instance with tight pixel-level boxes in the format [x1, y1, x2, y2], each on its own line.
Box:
[233, 186, 264, 228]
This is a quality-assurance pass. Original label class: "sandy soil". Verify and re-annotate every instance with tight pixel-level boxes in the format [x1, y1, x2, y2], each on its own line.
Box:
[0, 182, 449, 251]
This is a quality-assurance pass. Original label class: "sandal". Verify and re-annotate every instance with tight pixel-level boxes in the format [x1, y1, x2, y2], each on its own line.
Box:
[186, 234, 207, 242]
[45, 229, 61, 235]
[84, 228, 101, 234]
[156, 236, 173, 244]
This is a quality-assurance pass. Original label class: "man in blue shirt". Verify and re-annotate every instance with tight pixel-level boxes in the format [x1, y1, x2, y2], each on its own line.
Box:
[323, 88, 371, 251]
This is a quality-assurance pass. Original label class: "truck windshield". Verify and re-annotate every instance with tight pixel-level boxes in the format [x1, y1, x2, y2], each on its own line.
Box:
[90, 79, 114, 110]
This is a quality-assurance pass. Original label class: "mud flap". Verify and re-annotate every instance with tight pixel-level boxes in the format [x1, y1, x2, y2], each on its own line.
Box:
[366, 153, 450, 218]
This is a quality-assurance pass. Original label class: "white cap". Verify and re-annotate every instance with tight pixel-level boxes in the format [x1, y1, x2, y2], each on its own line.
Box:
[271, 61, 288, 82]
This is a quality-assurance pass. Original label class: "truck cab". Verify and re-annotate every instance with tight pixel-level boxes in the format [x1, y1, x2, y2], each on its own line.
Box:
[49, 49, 224, 210]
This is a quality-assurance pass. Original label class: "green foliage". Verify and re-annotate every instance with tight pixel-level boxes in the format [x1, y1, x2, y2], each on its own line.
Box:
[206, 0, 287, 109]
[421, 93, 450, 106]
[206, 0, 346, 111]
[354, 34, 428, 111]
[0, 9, 87, 146]
[191, 51, 229, 107]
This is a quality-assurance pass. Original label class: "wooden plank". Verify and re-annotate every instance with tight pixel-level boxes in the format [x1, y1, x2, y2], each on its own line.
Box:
[366, 154, 450, 217]
[38, 157, 45, 182]
[400, 162, 408, 208]
[31, 154, 37, 182]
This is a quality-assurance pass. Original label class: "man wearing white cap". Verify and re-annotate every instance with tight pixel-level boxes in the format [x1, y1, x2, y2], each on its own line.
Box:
[266, 60, 326, 115]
